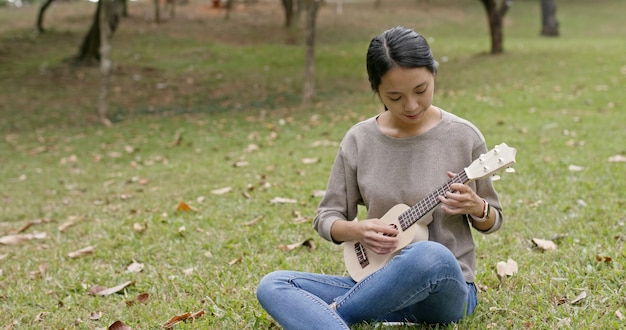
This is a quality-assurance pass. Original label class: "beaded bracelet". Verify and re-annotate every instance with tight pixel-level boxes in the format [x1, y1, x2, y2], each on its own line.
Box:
[471, 199, 490, 223]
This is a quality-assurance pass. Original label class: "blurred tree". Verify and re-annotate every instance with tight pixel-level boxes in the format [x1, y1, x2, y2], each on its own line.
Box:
[99, 0, 115, 126]
[540, 0, 559, 36]
[74, 0, 125, 64]
[36, 0, 55, 33]
[154, 0, 176, 23]
[479, 0, 512, 54]
[302, 0, 320, 105]
[37, 0, 129, 33]
[282, 0, 302, 27]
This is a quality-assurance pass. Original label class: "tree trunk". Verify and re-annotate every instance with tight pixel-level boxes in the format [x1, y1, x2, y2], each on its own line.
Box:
[99, 0, 114, 127]
[75, 1, 103, 64]
[302, 0, 319, 106]
[122, 0, 129, 17]
[74, 0, 123, 64]
[225, 0, 234, 20]
[36, 0, 56, 34]
[282, 0, 295, 27]
[540, 0, 559, 36]
[154, 0, 161, 24]
[479, 0, 512, 54]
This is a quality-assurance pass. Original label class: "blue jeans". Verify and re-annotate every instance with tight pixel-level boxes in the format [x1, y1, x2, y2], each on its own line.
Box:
[257, 241, 477, 329]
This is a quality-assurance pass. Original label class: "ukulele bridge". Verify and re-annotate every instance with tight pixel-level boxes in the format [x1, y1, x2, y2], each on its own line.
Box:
[354, 242, 369, 269]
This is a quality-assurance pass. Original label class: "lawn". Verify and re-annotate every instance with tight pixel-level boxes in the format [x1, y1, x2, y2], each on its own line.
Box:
[0, 0, 625, 329]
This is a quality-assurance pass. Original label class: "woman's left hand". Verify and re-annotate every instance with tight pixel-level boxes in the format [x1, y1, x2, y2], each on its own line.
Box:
[438, 171, 484, 218]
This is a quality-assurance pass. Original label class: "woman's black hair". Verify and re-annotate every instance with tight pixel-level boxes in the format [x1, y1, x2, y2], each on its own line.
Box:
[366, 26, 439, 92]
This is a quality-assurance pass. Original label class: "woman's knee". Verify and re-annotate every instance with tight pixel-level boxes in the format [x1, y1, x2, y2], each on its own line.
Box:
[256, 270, 289, 303]
[401, 241, 458, 272]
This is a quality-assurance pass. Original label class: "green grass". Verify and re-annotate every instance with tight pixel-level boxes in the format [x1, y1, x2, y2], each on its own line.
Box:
[1, 0, 625, 328]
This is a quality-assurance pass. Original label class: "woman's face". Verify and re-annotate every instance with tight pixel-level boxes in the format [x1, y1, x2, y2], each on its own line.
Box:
[377, 66, 435, 125]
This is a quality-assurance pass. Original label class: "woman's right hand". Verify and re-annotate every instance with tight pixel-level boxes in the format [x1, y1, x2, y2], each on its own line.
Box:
[331, 219, 400, 255]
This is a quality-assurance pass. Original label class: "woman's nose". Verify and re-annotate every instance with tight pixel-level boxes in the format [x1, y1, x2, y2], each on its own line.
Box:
[404, 96, 418, 111]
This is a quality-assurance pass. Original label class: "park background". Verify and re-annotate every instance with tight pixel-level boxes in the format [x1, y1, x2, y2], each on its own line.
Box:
[0, 0, 625, 328]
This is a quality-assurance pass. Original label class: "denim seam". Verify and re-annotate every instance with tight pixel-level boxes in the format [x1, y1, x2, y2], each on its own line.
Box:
[287, 276, 350, 329]
[334, 265, 377, 309]
[392, 275, 466, 312]
[335, 270, 467, 320]
[287, 274, 354, 289]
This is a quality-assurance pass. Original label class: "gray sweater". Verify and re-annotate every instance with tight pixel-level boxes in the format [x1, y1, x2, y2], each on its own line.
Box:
[314, 109, 503, 282]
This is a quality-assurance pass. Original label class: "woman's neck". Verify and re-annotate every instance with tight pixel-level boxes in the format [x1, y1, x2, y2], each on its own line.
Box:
[376, 106, 442, 138]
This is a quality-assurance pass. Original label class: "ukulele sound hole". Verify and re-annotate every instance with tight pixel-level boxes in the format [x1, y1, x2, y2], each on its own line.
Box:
[383, 224, 398, 237]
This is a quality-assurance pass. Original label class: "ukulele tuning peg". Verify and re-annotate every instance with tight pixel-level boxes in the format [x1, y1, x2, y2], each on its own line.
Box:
[505, 167, 516, 173]
[491, 174, 501, 181]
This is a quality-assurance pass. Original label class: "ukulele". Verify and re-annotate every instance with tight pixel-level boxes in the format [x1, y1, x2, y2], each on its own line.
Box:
[343, 143, 517, 281]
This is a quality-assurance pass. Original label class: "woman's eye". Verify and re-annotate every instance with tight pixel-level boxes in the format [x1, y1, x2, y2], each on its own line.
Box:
[389, 97, 401, 102]
[416, 89, 427, 94]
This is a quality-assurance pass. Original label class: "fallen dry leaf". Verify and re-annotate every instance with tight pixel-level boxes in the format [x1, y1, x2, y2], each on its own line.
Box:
[278, 238, 316, 252]
[136, 293, 150, 303]
[162, 310, 206, 329]
[551, 294, 568, 306]
[244, 144, 259, 153]
[33, 311, 49, 322]
[68, 246, 95, 259]
[302, 157, 319, 164]
[176, 201, 194, 212]
[616, 310, 624, 321]
[270, 197, 297, 204]
[233, 161, 249, 167]
[89, 281, 134, 296]
[125, 292, 150, 307]
[15, 218, 53, 234]
[133, 222, 147, 233]
[4, 319, 18, 329]
[28, 145, 48, 155]
[166, 131, 183, 148]
[60, 154, 79, 164]
[108, 320, 132, 330]
[292, 210, 310, 224]
[595, 255, 613, 263]
[568, 164, 584, 172]
[608, 154, 626, 163]
[29, 263, 49, 279]
[532, 238, 557, 251]
[228, 256, 242, 266]
[310, 140, 339, 148]
[89, 311, 103, 320]
[211, 187, 232, 195]
[496, 258, 518, 280]
[0, 232, 47, 246]
[311, 190, 326, 198]
[243, 215, 264, 226]
[58, 216, 80, 232]
[8, 174, 27, 182]
[126, 260, 144, 273]
[570, 291, 587, 305]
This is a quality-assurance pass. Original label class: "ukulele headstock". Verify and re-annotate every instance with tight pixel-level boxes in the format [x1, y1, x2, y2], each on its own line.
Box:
[465, 143, 517, 181]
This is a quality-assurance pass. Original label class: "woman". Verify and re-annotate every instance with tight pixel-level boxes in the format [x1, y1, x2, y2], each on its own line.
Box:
[257, 26, 503, 329]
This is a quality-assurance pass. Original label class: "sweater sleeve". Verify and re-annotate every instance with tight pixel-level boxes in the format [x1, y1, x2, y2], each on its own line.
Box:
[471, 142, 504, 234]
[313, 142, 362, 243]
